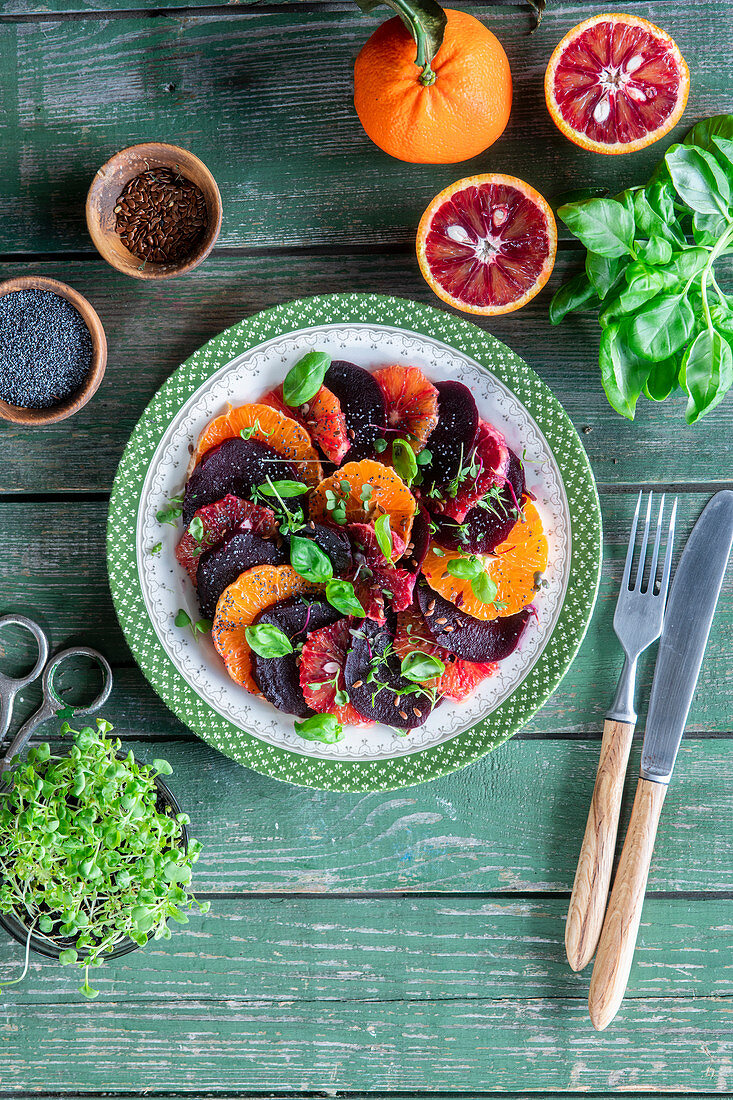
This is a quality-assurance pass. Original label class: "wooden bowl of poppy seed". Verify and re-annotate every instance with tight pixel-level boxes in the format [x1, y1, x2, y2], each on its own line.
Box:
[0, 276, 107, 426]
[86, 143, 222, 280]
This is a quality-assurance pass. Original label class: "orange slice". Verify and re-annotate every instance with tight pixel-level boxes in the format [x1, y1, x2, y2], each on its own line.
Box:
[309, 459, 415, 555]
[373, 365, 439, 452]
[417, 174, 557, 316]
[212, 564, 321, 694]
[194, 403, 323, 486]
[421, 500, 548, 620]
[545, 14, 689, 155]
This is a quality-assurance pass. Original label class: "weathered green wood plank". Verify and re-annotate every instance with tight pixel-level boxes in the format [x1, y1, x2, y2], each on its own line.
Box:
[1, 994, 731, 1093]
[1, 736, 728, 895]
[0, 256, 730, 493]
[1, 896, 731, 1004]
[1, 494, 731, 735]
[0, 4, 726, 252]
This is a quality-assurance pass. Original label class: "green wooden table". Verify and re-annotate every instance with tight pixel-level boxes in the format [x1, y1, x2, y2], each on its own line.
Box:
[1, 0, 731, 1094]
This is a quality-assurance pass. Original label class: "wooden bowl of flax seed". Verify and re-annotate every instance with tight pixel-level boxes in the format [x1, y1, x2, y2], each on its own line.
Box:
[86, 143, 222, 280]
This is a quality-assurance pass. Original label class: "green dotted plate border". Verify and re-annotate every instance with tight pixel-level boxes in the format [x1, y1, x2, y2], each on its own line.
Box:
[107, 293, 601, 792]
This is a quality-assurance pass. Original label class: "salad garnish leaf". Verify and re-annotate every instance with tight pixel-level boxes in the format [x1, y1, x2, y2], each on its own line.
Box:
[294, 713, 344, 744]
[374, 512, 393, 560]
[401, 650, 445, 682]
[290, 535, 333, 583]
[245, 624, 294, 658]
[325, 579, 366, 618]
[283, 351, 331, 407]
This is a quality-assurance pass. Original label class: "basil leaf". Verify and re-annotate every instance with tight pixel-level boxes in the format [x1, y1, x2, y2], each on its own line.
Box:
[471, 570, 498, 605]
[693, 210, 730, 246]
[290, 535, 333, 583]
[633, 189, 683, 245]
[258, 480, 309, 498]
[710, 301, 733, 340]
[447, 555, 482, 580]
[325, 578, 365, 618]
[663, 248, 709, 283]
[283, 351, 331, 407]
[245, 623, 293, 658]
[392, 438, 418, 485]
[558, 197, 635, 258]
[680, 329, 733, 424]
[711, 135, 733, 175]
[188, 515, 204, 542]
[637, 237, 672, 266]
[643, 357, 681, 402]
[665, 144, 731, 216]
[586, 253, 623, 299]
[645, 175, 676, 224]
[401, 650, 445, 683]
[599, 323, 652, 421]
[549, 272, 599, 324]
[294, 713, 344, 744]
[683, 113, 733, 152]
[628, 293, 695, 361]
[374, 512, 393, 560]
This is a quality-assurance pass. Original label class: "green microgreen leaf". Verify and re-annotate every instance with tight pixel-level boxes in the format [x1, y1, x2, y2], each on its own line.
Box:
[374, 438, 388, 453]
[156, 495, 184, 526]
[188, 516, 204, 542]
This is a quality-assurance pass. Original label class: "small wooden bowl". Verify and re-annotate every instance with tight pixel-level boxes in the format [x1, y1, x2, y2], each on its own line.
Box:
[0, 276, 107, 426]
[86, 143, 223, 280]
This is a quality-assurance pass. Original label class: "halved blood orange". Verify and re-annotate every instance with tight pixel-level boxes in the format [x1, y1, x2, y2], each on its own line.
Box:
[175, 494, 278, 582]
[194, 403, 323, 485]
[545, 14, 689, 155]
[416, 175, 557, 316]
[212, 564, 321, 694]
[309, 459, 415, 554]
[421, 500, 548, 620]
[394, 607, 497, 702]
[300, 619, 372, 727]
[262, 384, 351, 465]
[373, 365, 439, 452]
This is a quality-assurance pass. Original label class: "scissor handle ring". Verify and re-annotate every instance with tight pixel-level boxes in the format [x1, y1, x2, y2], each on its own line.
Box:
[43, 647, 114, 717]
[0, 614, 50, 691]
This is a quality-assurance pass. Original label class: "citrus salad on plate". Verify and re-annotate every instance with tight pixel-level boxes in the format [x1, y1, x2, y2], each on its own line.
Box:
[171, 352, 548, 746]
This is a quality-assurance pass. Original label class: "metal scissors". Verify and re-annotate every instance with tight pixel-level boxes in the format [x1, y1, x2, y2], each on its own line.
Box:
[0, 613, 113, 779]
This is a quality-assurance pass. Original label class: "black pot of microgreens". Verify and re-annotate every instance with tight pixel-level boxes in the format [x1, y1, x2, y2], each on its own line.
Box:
[0, 718, 208, 998]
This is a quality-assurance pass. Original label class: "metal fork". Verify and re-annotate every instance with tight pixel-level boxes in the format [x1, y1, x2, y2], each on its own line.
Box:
[565, 491, 677, 973]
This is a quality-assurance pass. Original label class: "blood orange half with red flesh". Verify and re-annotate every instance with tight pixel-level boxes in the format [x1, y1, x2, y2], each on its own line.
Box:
[175, 494, 278, 582]
[417, 174, 557, 316]
[545, 14, 689, 155]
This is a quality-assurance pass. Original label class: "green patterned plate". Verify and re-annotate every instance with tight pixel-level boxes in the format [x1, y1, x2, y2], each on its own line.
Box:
[108, 294, 601, 792]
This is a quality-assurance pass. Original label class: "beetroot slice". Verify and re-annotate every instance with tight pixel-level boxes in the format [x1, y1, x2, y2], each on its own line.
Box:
[399, 504, 431, 575]
[183, 438, 299, 523]
[250, 598, 342, 718]
[417, 583, 531, 662]
[196, 532, 287, 620]
[344, 618, 435, 730]
[419, 380, 479, 487]
[430, 450, 526, 554]
[325, 360, 386, 461]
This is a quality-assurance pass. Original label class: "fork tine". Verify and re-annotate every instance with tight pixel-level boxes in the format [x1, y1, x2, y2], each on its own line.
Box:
[659, 496, 678, 599]
[647, 493, 666, 593]
[633, 492, 653, 590]
[621, 491, 642, 590]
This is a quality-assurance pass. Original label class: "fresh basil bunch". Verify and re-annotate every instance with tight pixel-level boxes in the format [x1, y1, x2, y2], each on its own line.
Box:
[551, 114, 733, 424]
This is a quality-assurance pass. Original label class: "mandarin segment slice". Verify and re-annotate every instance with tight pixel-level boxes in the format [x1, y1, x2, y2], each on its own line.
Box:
[212, 564, 321, 694]
[373, 365, 439, 452]
[421, 500, 548, 620]
[195, 403, 323, 485]
[309, 459, 415, 554]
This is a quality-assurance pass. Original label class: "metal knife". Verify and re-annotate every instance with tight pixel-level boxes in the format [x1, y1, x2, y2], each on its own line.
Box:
[588, 489, 733, 1031]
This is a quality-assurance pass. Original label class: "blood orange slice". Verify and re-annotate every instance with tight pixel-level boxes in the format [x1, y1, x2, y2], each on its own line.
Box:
[262, 384, 351, 465]
[421, 500, 548, 621]
[416, 174, 557, 316]
[545, 14, 689, 155]
[212, 564, 321, 694]
[300, 619, 373, 727]
[347, 523, 416, 622]
[194, 403, 323, 486]
[434, 420, 510, 523]
[309, 460, 415, 554]
[175, 494, 278, 582]
[373, 365, 439, 452]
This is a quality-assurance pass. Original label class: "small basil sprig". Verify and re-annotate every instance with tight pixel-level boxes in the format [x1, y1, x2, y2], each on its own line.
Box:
[392, 439, 418, 485]
[283, 351, 331, 406]
[290, 535, 333, 583]
[157, 494, 184, 525]
[245, 623, 293, 658]
[326, 579, 365, 617]
[550, 113, 733, 424]
[374, 512, 393, 559]
[446, 556, 498, 605]
[401, 651, 445, 682]
[294, 713, 344, 744]
[175, 609, 212, 635]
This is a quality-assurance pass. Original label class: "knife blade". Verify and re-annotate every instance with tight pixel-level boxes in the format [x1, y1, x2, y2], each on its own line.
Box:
[640, 489, 733, 784]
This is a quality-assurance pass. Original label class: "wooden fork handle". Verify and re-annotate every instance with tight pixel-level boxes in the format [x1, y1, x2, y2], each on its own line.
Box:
[588, 777, 667, 1031]
[565, 718, 635, 972]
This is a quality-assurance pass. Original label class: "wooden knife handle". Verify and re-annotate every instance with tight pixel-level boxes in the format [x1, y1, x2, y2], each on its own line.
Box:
[588, 776, 667, 1031]
[565, 718, 635, 972]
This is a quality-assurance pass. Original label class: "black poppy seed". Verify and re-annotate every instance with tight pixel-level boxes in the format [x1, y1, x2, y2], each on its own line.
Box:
[0, 289, 93, 409]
